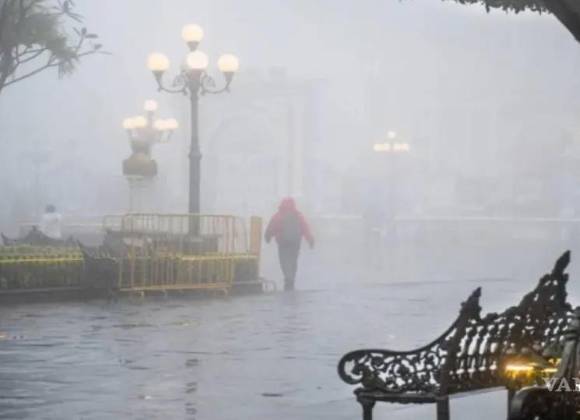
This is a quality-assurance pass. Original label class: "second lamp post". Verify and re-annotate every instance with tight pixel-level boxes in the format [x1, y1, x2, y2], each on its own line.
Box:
[147, 24, 239, 216]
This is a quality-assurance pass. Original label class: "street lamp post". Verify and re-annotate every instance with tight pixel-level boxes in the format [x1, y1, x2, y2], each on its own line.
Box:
[371, 129, 411, 231]
[147, 24, 239, 216]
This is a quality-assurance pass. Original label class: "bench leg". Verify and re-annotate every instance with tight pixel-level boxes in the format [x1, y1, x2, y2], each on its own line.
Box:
[357, 397, 375, 420]
[437, 397, 450, 420]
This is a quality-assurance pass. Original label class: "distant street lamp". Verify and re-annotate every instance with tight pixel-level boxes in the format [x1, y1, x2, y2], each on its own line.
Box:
[373, 131, 410, 153]
[370, 130, 411, 223]
[122, 99, 178, 178]
[147, 23, 239, 216]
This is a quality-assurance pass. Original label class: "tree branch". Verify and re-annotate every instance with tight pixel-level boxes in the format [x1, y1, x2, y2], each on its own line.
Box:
[3, 49, 100, 87]
[0, 0, 107, 93]
[544, 0, 580, 43]
[16, 48, 48, 65]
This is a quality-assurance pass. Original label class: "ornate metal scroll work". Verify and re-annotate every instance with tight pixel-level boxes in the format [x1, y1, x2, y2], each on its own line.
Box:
[338, 251, 572, 399]
[509, 306, 580, 420]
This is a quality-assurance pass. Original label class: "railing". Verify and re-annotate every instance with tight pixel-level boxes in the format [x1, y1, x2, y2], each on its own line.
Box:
[0, 214, 263, 295]
[101, 214, 262, 291]
[103, 213, 253, 255]
[0, 246, 83, 290]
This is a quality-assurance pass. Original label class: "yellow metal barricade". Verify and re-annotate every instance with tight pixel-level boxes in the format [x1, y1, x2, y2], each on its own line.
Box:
[0, 246, 83, 290]
[102, 214, 262, 293]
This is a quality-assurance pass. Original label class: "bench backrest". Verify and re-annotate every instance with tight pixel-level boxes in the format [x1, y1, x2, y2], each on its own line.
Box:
[337, 252, 572, 396]
[441, 251, 571, 393]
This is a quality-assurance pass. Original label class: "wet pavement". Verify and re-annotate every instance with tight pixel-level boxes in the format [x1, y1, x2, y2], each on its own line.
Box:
[0, 245, 578, 419]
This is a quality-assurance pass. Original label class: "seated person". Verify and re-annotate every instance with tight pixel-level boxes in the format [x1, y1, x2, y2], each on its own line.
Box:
[39, 204, 62, 240]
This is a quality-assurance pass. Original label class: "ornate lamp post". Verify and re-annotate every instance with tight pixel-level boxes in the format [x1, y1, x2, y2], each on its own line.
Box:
[146, 24, 239, 216]
[122, 99, 178, 210]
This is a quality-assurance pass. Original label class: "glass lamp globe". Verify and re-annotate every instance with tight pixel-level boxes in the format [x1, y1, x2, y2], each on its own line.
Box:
[217, 54, 240, 73]
[186, 51, 209, 70]
[147, 53, 170, 72]
[181, 24, 204, 43]
[133, 116, 147, 128]
[144, 99, 158, 112]
[153, 119, 167, 131]
[122, 118, 135, 130]
[166, 118, 179, 130]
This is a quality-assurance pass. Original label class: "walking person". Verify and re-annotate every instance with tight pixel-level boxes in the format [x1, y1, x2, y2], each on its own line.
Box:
[265, 197, 314, 291]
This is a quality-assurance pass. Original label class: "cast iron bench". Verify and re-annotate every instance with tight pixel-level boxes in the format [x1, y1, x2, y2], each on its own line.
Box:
[338, 251, 573, 420]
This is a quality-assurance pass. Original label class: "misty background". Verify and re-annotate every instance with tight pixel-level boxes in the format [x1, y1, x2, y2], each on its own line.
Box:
[1, 0, 579, 283]
[3, 3, 580, 419]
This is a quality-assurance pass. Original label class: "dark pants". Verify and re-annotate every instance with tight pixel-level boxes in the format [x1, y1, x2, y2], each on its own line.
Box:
[277, 240, 301, 291]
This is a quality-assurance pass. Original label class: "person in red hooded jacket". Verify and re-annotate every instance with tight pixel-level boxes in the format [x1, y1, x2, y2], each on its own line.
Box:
[265, 197, 314, 291]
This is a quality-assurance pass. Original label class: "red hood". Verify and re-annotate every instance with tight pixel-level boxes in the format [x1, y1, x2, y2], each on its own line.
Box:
[279, 197, 297, 213]
[265, 197, 314, 245]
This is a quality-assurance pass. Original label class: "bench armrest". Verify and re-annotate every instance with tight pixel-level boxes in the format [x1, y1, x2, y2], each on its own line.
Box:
[337, 288, 483, 393]
[338, 343, 451, 394]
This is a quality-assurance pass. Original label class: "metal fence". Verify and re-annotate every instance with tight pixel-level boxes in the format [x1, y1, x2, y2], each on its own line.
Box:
[103, 213, 253, 255]
[102, 214, 262, 292]
[0, 214, 263, 295]
[0, 246, 82, 290]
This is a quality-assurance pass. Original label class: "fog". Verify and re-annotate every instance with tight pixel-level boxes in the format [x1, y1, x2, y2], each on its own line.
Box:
[1, 0, 580, 279]
[4, 2, 580, 419]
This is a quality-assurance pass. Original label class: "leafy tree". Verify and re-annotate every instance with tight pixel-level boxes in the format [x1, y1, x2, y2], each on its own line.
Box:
[446, 0, 580, 43]
[0, 0, 104, 95]
[445, 0, 547, 13]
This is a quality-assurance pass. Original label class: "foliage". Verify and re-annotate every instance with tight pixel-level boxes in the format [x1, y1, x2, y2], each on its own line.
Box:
[445, 0, 580, 43]
[0, 0, 105, 94]
[444, 0, 548, 13]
